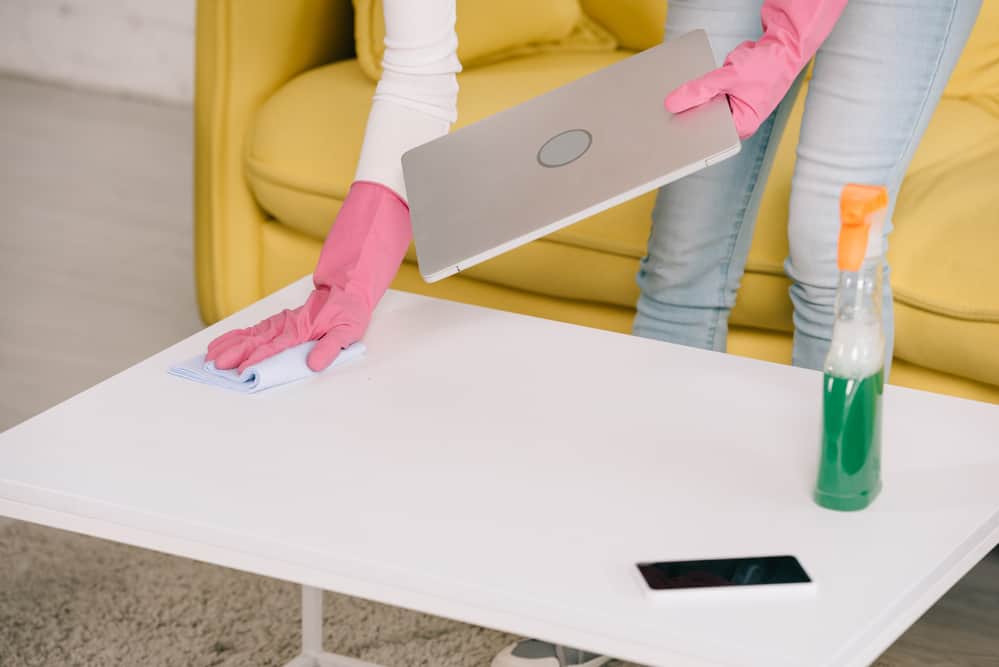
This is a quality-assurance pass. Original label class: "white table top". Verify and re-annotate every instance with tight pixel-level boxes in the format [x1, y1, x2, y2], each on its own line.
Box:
[2, 278, 998, 667]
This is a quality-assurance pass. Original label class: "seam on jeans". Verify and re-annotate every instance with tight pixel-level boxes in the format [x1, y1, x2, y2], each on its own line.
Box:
[889, 0, 959, 184]
[708, 114, 777, 348]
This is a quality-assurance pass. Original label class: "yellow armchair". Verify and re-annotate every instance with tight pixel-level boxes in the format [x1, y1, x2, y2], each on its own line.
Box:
[195, 0, 354, 323]
[195, 0, 999, 403]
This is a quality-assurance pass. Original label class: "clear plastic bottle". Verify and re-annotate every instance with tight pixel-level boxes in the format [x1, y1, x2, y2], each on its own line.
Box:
[814, 184, 889, 512]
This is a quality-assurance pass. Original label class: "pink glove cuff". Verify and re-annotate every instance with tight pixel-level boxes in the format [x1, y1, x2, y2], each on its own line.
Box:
[315, 181, 412, 304]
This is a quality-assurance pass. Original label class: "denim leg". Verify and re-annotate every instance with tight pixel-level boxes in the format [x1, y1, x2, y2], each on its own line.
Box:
[786, 0, 982, 371]
[634, 0, 804, 351]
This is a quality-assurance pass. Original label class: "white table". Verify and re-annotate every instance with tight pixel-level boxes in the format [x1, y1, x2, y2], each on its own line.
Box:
[2, 278, 998, 667]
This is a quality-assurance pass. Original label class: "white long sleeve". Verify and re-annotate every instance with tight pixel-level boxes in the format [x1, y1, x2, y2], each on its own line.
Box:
[354, 0, 460, 201]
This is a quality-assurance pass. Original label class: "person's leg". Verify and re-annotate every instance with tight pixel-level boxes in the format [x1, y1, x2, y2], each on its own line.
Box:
[786, 0, 982, 370]
[633, 0, 804, 352]
[490, 7, 799, 667]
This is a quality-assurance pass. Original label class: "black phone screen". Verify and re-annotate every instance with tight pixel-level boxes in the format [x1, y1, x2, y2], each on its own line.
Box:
[637, 555, 811, 590]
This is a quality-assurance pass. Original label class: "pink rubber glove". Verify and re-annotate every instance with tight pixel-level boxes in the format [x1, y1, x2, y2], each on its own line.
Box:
[664, 0, 848, 139]
[206, 181, 411, 372]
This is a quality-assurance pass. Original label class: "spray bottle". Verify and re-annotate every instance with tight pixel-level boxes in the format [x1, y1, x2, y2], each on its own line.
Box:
[814, 184, 889, 512]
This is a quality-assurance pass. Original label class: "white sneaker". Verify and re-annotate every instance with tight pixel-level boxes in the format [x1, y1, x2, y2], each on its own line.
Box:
[491, 639, 611, 667]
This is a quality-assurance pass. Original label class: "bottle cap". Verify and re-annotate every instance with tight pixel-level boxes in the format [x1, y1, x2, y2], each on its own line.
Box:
[839, 184, 889, 271]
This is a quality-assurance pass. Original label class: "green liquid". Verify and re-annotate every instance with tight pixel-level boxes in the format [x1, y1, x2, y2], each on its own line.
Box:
[814, 370, 884, 511]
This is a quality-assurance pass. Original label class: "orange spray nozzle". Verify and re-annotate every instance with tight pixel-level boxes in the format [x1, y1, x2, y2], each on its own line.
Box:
[838, 184, 889, 272]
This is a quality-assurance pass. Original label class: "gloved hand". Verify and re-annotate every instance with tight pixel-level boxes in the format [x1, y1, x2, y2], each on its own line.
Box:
[206, 181, 411, 373]
[664, 0, 848, 139]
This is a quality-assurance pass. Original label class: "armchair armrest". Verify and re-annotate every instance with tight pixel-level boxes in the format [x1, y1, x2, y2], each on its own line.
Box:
[195, 0, 354, 322]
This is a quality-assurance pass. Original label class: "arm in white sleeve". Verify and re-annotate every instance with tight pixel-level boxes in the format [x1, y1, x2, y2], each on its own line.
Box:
[354, 0, 460, 202]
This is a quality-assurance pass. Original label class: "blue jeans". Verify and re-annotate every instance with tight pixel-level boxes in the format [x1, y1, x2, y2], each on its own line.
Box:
[633, 0, 982, 370]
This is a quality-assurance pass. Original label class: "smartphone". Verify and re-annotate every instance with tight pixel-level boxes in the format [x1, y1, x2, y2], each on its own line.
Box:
[635, 555, 814, 599]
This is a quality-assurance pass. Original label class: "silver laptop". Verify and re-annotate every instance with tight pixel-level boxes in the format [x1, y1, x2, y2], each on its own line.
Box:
[402, 29, 739, 283]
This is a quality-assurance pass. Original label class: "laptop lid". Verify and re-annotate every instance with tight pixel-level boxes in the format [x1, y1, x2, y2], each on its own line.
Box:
[402, 29, 739, 283]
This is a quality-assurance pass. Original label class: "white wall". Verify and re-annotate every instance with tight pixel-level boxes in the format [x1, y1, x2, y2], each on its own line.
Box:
[0, 0, 195, 105]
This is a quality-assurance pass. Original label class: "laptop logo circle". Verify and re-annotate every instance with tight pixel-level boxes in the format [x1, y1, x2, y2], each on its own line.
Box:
[537, 129, 592, 168]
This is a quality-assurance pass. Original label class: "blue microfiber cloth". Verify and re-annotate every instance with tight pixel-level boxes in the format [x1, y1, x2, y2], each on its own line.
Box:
[168, 341, 365, 394]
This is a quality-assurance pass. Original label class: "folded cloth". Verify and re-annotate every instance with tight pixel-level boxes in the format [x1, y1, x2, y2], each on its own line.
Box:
[169, 341, 365, 394]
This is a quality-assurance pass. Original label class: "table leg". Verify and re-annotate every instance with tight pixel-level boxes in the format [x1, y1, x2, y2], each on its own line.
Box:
[302, 585, 324, 654]
[281, 585, 387, 667]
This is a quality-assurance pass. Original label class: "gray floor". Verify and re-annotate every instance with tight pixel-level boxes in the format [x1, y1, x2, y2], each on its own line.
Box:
[0, 74, 996, 666]
[0, 75, 202, 431]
